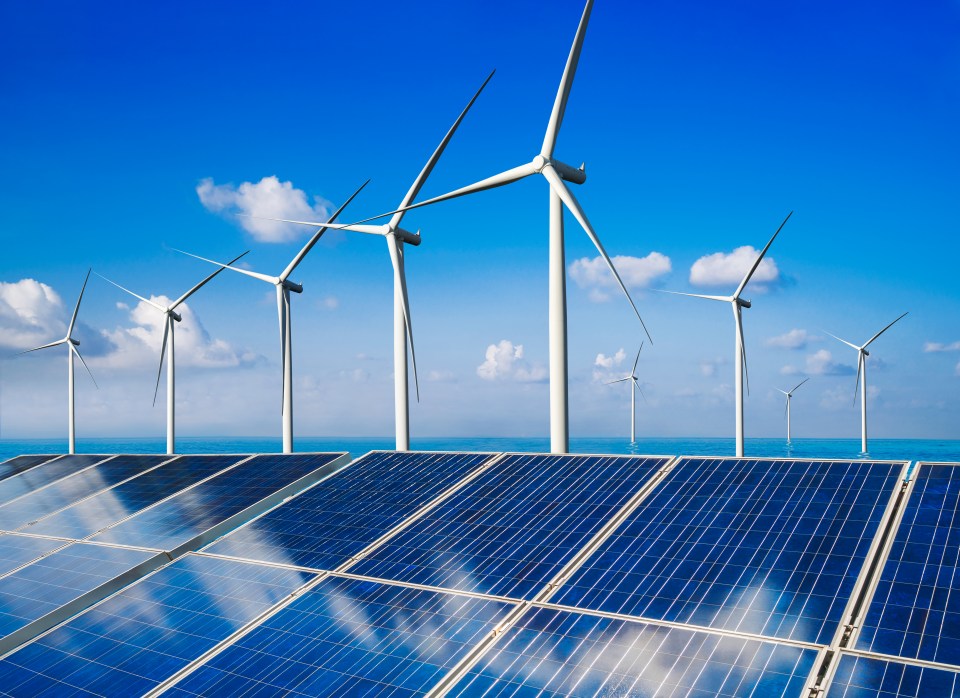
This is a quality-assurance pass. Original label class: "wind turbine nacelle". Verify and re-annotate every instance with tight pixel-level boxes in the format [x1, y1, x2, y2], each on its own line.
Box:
[282, 280, 304, 294]
[170, 311, 183, 323]
[394, 228, 422, 246]
[862, 349, 870, 357]
[69, 338, 80, 346]
[738, 299, 752, 309]
[551, 159, 587, 185]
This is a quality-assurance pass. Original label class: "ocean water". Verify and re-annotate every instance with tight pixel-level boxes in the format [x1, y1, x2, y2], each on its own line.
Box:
[1, 436, 957, 464]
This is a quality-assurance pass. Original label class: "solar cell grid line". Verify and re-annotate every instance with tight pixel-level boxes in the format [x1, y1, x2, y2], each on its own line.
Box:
[823, 652, 960, 697]
[0, 554, 318, 697]
[202, 451, 499, 572]
[89, 453, 348, 554]
[549, 457, 905, 646]
[21, 454, 253, 541]
[0, 454, 174, 533]
[854, 462, 960, 668]
[0, 455, 61, 484]
[0, 455, 115, 508]
[346, 453, 672, 600]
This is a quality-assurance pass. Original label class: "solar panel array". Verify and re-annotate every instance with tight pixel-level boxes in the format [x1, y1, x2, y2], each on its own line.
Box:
[0, 450, 950, 697]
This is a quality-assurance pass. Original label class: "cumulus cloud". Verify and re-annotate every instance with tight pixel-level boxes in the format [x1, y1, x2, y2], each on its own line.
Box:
[0, 279, 67, 351]
[476, 340, 547, 382]
[925, 340, 960, 353]
[765, 328, 817, 350]
[569, 253, 672, 302]
[595, 348, 626, 369]
[689, 246, 779, 290]
[197, 176, 332, 243]
[782, 349, 854, 377]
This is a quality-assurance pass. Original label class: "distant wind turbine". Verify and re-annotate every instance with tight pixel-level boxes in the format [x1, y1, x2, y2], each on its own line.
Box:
[826, 312, 908, 454]
[606, 344, 646, 442]
[252, 71, 495, 451]
[179, 181, 368, 454]
[776, 377, 809, 443]
[96, 251, 247, 455]
[19, 270, 97, 454]
[662, 212, 793, 457]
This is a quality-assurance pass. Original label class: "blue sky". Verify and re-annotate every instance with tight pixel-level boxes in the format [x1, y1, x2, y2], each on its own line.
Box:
[1, 0, 958, 441]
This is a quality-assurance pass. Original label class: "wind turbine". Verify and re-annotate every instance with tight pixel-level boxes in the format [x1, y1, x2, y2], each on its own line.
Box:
[606, 344, 645, 442]
[776, 377, 808, 443]
[826, 312, 908, 454]
[96, 251, 248, 455]
[252, 71, 495, 451]
[328, 0, 651, 454]
[19, 270, 97, 454]
[662, 212, 793, 457]
[179, 182, 367, 454]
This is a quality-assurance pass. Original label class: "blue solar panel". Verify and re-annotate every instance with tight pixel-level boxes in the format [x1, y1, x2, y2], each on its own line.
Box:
[0, 455, 110, 507]
[0, 534, 66, 577]
[0, 542, 156, 644]
[0, 455, 169, 532]
[204, 451, 494, 571]
[167, 575, 515, 697]
[452, 605, 819, 697]
[826, 653, 960, 697]
[0, 555, 315, 696]
[857, 463, 960, 666]
[349, 454, 670, 600]
[91, 453, 344, 552]
[24, 455, 249, 540]
[0, 455, 60, 484]
[551, 458, 903, 645]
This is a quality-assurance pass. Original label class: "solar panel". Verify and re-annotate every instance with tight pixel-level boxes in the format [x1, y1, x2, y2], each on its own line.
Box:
[825, 653, 960, 697]
[23, 455, 251, 540]
[451, 605, 820, 697]
[0, 455, 60, 484]
[0, 534, 66, 577]
[91, 453, 346, 552]
[166, 574, 515, 697]
[550, 457, 904, 645]
[203, 451, 495, 571]
[0, 455, 170, 532]
[348, 454, 670, 600]
[856, 462, 960, 666]
[0, 555, 316, 696]
[0, 455, 111, 507]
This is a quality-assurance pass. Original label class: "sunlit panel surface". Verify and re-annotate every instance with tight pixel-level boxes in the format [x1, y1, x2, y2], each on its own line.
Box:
[553, 458, 903, 644]
[0, 455, 60, 484]
[0, 455, 110, 507]
[0, 534, 66, 577]
[826, 653, 960, 697]
[205, 451, 494, 571]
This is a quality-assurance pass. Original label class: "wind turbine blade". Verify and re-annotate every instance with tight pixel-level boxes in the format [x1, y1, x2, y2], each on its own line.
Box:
[67, 269, 92, 338]
[863, 312, 909, 349]
[18, 339, 67, 355]
[853, 352, 863, 405]
[733, 211, 793, 299]
[823, 330, 861, 352]
[606, 377, 631, 385]
[171, 251, 250, 309]
[634, 380, 648, 404]
[391, 69, 496, 229]
[656, 289, 731, 303]
[71, 345, 98, 389]
[734, 303, 749, 395]
[280, 180, 370, 282]
[242, 216, 383, 236]
[153, 319, 169, 407]
[541, 0, 594, 158]
[542, 165, 652, 343]
[790, 376, 810, 394]
[631, 344, 642, 376]
[387, 237, 419, 402]
[173, 248, 276, 285]
[95, 273, 165, 313]
[784, 396, 789, 419]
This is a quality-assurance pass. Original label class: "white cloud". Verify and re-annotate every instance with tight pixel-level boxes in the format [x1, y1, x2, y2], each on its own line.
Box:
[700, 357, 728, 377]
[427, 369, 456, 383]
[569, 253, 672, 302]
[196, 175, 332, 243]
[783, 349, 855, 377]
[319, 295, 339, 310]
[595, 348, 626, 369]
[476, 340, 547, 383]
[689, 246, 779, 290]
[925, 341, 960, 353]
[765, 329, 817, 350]
[0, 279, 67, 351]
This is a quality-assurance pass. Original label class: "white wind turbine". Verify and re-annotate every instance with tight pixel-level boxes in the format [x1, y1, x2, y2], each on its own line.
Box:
[662, 212, 793, 457]
[826, 312, 908, 454]
[96, 251, 247, 455]
[253, 71, 495, 451]
[606, 344, 645, 442]
[338, 0, 651, 454]
[776, 376, 808, 443]
[19, 270, 97, 454]
[179, 182, 368, 454]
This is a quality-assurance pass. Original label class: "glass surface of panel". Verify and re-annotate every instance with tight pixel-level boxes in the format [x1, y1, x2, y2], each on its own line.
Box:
[857, 463, 960, 665]
[168, 575, 514, 697]
[0, 455, 59, 484]
[0, 455, 168, 531]
[349, 454, 669, 599]
[453, 605, 819, 698]
[826, 653, 960, 697]
[0, 542, 154, 640]
[24, 455, 249, 540]
[0, 535, 66, 577]
[0, 455, 109, 507]
[91, 453, 342, 551]
[204, 451, 493, 571]
[552, 458, 902, 645]
[0, 555, 315, 697]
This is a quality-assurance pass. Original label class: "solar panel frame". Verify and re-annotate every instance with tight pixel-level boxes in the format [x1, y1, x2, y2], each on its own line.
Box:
[822, 650, 960, 697]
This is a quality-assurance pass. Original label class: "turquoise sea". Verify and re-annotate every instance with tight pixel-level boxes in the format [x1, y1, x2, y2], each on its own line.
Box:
[1, 436, 957, 464]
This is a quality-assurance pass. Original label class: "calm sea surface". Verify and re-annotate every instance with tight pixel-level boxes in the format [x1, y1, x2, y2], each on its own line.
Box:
[1, 437, 957, 464]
